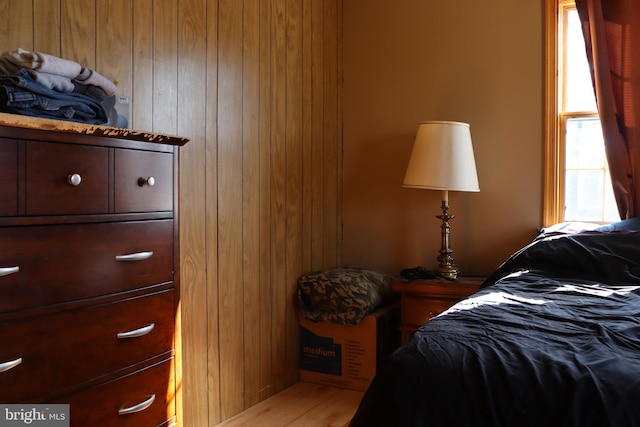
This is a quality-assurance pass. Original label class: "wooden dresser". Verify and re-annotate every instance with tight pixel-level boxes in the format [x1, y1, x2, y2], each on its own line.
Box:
[0, 114, 188, 426]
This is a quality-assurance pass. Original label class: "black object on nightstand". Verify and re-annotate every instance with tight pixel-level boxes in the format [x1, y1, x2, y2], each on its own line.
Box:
[400, 266, 438, 281]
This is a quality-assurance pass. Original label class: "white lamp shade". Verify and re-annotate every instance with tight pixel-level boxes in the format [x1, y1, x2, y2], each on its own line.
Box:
[403, 121, 480, 192]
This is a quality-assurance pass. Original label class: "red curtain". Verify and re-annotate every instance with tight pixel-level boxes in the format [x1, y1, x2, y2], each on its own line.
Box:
[576, 0, 640, 219]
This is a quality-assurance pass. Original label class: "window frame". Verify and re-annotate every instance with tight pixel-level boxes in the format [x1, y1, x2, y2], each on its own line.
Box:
[544, 0, 606, 226]
[543, 0, 561, 227]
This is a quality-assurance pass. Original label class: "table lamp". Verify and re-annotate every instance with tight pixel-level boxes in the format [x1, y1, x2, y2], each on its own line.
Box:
[403, 121, 480, 279]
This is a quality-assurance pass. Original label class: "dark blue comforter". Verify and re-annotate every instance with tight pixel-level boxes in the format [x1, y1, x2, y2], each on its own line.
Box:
[350, 231, 640, 426]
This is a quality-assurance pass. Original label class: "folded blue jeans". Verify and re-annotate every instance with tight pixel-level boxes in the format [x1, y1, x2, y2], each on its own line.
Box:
[0, 69, 107, 124]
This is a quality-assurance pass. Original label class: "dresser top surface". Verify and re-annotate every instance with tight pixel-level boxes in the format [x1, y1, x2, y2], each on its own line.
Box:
[0, 112, 189, 146]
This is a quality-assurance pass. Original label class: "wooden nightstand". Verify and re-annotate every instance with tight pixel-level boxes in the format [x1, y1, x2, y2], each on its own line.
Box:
[393, 276, 485, 343]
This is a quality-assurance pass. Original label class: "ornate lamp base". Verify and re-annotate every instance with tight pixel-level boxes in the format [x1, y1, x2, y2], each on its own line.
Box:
[436, 199, 459, 279]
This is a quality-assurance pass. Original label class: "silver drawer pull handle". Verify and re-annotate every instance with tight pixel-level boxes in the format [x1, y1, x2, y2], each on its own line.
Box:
[138, 176, 155, 187]
[67, 173, 82, 186]
[118, 394, 155, 415]
[0, 266, 19, 277]
[117, 323, 155, 339]
[115, 251, 153, 262]
[0, 357, 22, 373]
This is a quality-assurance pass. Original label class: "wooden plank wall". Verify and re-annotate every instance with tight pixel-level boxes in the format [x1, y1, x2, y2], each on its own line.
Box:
[0, 0, 343, 425]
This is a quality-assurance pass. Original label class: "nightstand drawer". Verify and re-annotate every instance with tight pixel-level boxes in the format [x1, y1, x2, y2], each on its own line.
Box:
[403, 296, 457, 326]
[394, 279, 484, 343]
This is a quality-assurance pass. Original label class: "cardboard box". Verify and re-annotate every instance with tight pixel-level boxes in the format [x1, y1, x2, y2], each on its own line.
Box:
[299, 302, 400, 391]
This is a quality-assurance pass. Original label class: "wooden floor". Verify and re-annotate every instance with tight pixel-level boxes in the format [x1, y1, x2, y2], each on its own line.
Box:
[214, 382, 364, 427]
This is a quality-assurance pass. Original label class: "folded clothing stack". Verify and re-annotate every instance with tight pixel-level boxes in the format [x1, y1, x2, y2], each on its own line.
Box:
[297, 267, 399, 326]
[0, 48, 117, 125]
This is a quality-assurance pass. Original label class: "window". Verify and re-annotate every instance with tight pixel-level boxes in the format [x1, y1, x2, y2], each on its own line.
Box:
[544, 0, 618, 225]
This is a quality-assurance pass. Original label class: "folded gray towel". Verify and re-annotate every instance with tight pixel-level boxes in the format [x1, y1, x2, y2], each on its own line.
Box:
[1, 48, 117, 96]
[5, 47, 81, 78]
[75, 67, 117, 96]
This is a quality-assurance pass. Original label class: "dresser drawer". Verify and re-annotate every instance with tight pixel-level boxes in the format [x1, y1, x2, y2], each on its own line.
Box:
[402, 296, 457, 326]
[0, 219, 174, 313]
[53, 357, 176, 427]
[0, 138, 17, 216]
[115, 149, 173, 213]
[26, 141, 109, 215]
[0, 289, 175, 402]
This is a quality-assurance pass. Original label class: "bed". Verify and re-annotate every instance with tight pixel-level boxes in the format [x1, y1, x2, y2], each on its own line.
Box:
[349, 221, 640, 426]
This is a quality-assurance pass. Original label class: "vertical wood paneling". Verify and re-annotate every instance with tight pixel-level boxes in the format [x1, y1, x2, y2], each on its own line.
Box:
[258, 0, 274, 403]
[132, 0, 153, 130]
[177, 0, 209, 426]
[310, 0, 325, 270]
[284, 0, 303, 387]
[61, 0, 95, 67]
[242, 0, 262, 410]
[96, 0, 132, 98]
[323, 0, 341, 268]
[218, 0, 245, 419]
[335, 0, 344, 265]
[205, 0, 222, 423]
[301, 0, 313, 274]
[152, 0, 177, 134]
[0, 1, 33, 52]
[3, 1, 343, 424]
[270, 0, 288, 395]
[34, 0, 60, 55]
